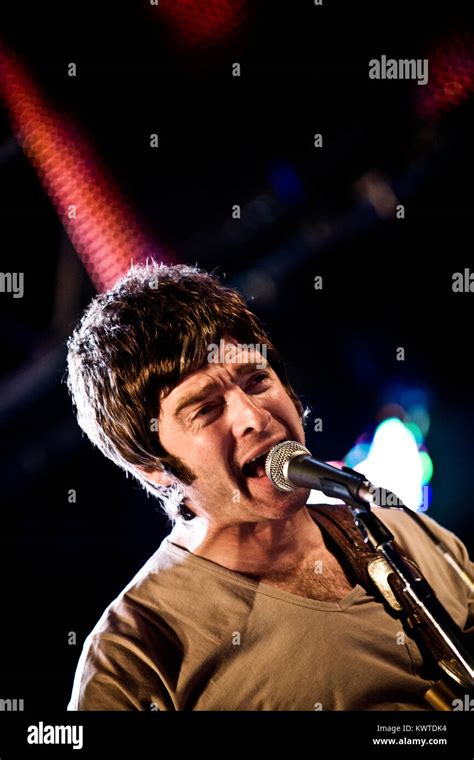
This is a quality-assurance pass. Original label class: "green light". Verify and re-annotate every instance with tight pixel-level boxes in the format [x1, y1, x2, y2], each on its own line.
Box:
[419, 451, 433, 484]
[377, 417, 399, 431]
[405, 421, 424, 446]
[408, 404, 431, 437]
[345, 443, 371, 468]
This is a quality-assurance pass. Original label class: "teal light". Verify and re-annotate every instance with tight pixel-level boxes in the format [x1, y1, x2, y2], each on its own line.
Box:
[405, 421, 424, 446]
[376, 417, 401, 433]
[408, 403, 431, 438]
[345, 443, 371, 468]
[419, 451, 434, 484]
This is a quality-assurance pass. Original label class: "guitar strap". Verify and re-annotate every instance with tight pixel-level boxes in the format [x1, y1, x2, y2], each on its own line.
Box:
[309, 503, 467, 709]
[310, 503, 377, 589]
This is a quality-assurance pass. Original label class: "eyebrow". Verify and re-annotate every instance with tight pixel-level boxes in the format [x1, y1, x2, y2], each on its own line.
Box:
[173, 361, 268, 419]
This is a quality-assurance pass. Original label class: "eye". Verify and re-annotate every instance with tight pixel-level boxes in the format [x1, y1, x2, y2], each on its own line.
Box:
[248, 372, 270, 388]
[196, 403, 214, 417]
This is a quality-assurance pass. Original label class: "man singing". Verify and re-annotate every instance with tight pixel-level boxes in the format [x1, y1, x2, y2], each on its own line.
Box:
[66, 261, 473, 710]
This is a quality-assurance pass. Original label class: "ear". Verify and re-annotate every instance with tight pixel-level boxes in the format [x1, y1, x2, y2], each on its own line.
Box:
[133, 465, 174, 488]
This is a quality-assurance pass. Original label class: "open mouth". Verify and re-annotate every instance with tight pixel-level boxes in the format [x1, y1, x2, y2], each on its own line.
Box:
[242, 453, 268, 479]
[241, 438, 286, 479]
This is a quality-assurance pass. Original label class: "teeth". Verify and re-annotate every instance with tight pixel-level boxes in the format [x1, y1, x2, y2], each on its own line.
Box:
[243, 439, 284, 470]
[247, 446, 272, 465]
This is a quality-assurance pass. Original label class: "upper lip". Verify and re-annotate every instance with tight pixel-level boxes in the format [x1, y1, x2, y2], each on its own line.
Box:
[240, 436, 287, 471]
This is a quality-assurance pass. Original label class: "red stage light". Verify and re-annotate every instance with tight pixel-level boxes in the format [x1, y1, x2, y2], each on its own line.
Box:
[0, 47, 170, 292]
[416, 32, 474, 121]
[157, 0, 251, 50]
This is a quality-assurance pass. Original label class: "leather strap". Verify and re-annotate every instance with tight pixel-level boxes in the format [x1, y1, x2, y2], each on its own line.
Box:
[309, 503, 379, 592]
[309, 502, 467, 682]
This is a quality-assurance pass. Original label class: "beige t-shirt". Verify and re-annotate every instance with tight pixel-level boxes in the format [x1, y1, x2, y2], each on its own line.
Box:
[67, 506, 474, 711]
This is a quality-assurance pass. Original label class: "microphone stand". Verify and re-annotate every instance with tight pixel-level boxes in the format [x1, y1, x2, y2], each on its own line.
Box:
[307, 465, 474, 703]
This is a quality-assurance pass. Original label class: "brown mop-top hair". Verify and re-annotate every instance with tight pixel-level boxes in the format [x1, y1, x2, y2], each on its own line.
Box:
[66, 261, 303, 522]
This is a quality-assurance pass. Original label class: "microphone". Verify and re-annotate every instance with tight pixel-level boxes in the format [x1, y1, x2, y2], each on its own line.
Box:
[265, 440, 374, 504]
[265, 442, 474, 597]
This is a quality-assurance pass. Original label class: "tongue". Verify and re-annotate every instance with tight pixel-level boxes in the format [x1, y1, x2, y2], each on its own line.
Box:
[245, 454, 267, 478]
[254, 462, 266, 478]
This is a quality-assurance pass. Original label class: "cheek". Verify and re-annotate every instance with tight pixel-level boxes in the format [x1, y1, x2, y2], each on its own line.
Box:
[177, 428, 224, 472]
[273, 388, 300, 417]
[274, 391, 305, 436]
[157, 419, 175, 454]
[158, 418, 193, 464]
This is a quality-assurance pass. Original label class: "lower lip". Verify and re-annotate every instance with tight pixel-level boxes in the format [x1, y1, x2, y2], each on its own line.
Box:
[245, 474, 280, 493]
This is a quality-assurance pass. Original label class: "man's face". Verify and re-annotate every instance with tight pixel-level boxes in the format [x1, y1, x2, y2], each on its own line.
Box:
[158, 336, 308, 527]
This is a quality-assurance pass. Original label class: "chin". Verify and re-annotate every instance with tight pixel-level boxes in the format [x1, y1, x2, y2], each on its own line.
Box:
[249, 489, 308, 520]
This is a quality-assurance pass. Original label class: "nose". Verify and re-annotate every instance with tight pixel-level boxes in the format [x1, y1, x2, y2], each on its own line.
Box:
[229, 387, 273, 438]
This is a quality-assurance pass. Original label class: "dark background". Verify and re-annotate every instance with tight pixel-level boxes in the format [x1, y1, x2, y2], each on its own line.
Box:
[0, 0, 473, 710]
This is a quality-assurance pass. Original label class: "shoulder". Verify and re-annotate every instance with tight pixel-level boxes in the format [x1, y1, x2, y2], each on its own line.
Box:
[371, 506, 472, 568]
[311, 502, 473, 626]
[68, 539, 181, 710]
[88, 536, 187, 636]
[369, 506, 473, 627]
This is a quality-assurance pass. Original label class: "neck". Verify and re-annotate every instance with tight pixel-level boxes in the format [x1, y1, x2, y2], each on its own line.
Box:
[168, 506, 325, 577]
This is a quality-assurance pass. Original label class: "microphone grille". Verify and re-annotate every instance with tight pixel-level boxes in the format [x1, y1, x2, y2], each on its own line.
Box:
[265, 440, 311, 492]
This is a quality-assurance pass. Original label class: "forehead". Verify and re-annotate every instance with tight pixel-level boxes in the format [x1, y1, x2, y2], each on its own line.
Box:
[173, 359, 267, 396]
[162, 341, 270, 409]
